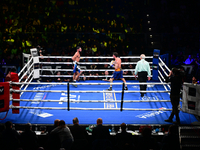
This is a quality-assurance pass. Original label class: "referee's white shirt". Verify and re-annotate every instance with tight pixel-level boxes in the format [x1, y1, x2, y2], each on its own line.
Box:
[135, 59, 151, 77]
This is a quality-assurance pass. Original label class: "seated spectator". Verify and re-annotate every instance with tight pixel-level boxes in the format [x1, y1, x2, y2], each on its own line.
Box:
[45, 119, 60, 150]
[70, 117, 89, 150]
[77, 71, 86, 81]
[51, 120, 74, 150]
[4, 69, 11, 82]
[92, 118, 112, 150]
[20, 123, 39, 150]
[54, 71, 62, 82]
[102, 71, 110, 81]
[115, 123, 135, 150]
[1, 121, 21, 150]
[192, 76, 199, 84]
[184, 55, 194, 65]
[137, 127, 159, 150]
[161, 125, 180, 150]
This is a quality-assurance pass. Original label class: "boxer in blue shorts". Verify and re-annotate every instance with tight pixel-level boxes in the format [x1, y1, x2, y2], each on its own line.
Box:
[107, 52, 128, 91]
[71, 46, 82, 87]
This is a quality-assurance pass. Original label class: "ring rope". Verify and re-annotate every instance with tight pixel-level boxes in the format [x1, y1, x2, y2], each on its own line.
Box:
[40, 75, 145, 78]
[11, 99, 171, 103]
[11, 82, 170, 85]
[20, 70, 33, 89]
[158, 76, 170, 95]
[159, 57, 171, 72]
[39, 62, 153, 65]
[39, 56, 153, 59]
[39, 69, 145, 71]
[18, 57, 33, 77]
[158, 70, 171, 90]
[159, 63, 169, 77]
[10, 105, 171, 111]
[19, 63, 34, 82]
[20, 75, 34, 96]
[11, 89, 170, 93]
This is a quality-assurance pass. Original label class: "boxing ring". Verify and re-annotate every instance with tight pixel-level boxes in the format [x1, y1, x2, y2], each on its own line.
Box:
[0, 51, 198, 125]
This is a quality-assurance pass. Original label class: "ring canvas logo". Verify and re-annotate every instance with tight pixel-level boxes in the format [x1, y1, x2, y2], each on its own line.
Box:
[0, 86, 4, 95]
[136, 107, 167, 119]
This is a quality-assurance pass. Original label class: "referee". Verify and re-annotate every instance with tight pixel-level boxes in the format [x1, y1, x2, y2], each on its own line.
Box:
[134, 54, 151, 97]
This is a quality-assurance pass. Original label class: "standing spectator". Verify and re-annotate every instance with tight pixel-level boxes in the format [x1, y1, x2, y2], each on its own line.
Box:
[164, 68, 182, 125]
[92, 118, 111, 150]
[20, 123, 39, 150]
[70, 117, 88, 150]
[1, 121, 21, 150]
[51, 120, 74, 150]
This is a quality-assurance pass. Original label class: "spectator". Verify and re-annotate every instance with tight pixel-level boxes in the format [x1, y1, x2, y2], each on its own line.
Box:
[54, 71, 62, 82]
[70, 117, 89, 150]
[47, 119, 60, 134]
[20, 123, 39, 150]
[51, 120, 74, 150]
[184, 55, 193, 65]
[137, 127, 159, 150]
[92, 118, 111, 150]
[45, 119, 60, 150]
[161, 125, 180, 150]
[115, 123, 135, 150]
[1, 121, 21, 150]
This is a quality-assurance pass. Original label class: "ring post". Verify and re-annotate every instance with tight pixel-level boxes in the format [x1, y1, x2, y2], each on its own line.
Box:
[67, 82, 70, 111]
[152, 49, 160, 81]
[120, 82, 125, 111]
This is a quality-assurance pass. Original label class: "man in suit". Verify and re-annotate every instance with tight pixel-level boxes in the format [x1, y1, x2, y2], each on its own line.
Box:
[70, 117, 88, 150]
[92, 118, 111, 150]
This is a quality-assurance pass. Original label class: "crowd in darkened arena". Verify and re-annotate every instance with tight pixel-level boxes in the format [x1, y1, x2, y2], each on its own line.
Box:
[0, 0, 200, 149]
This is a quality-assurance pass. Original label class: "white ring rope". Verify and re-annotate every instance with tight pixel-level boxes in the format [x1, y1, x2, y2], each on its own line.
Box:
[11, 99, 171, 103]
[18, 57, 33, 77]
[158, 70, 171, 90]
[159, 57, 171, 72]
[40, 75, 150, 78]
[19, 63, 34, 82]
[11, 82, 170, 85]
[39, 68, 147, 71]
[159, 63, 169, 77]
[10, 105, 171, 111]
[39, 56, 153, 59]
[39, 62, 153, 65]
[158, 76, 170, 95]
[11, 89, 170, 93]
[20, 73, 34, 96]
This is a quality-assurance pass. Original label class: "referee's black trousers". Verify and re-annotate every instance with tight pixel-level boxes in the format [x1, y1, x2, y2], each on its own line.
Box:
[138, 71, 148, 96]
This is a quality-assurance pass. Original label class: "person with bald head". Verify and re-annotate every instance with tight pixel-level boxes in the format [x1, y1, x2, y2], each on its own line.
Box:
[92, 118, 111, 149]
[135, 54, 151, 97]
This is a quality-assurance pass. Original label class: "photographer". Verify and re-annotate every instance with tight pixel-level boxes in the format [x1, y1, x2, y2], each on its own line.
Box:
[164, 68, 183, 125]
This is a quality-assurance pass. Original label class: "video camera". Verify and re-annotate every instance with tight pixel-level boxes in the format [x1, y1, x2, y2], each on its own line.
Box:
[36, 45, 45, 56]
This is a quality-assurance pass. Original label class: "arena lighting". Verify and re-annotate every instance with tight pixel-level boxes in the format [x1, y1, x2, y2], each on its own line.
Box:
[150, 35, 152, 38]
[149, 28, 151, 31]
[147, 14, 149, 17]
[148, 21, 150, 24]
[151, 42, 154, 45]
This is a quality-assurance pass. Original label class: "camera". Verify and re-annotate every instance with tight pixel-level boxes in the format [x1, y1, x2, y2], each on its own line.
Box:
[36, 45, 45, 56]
